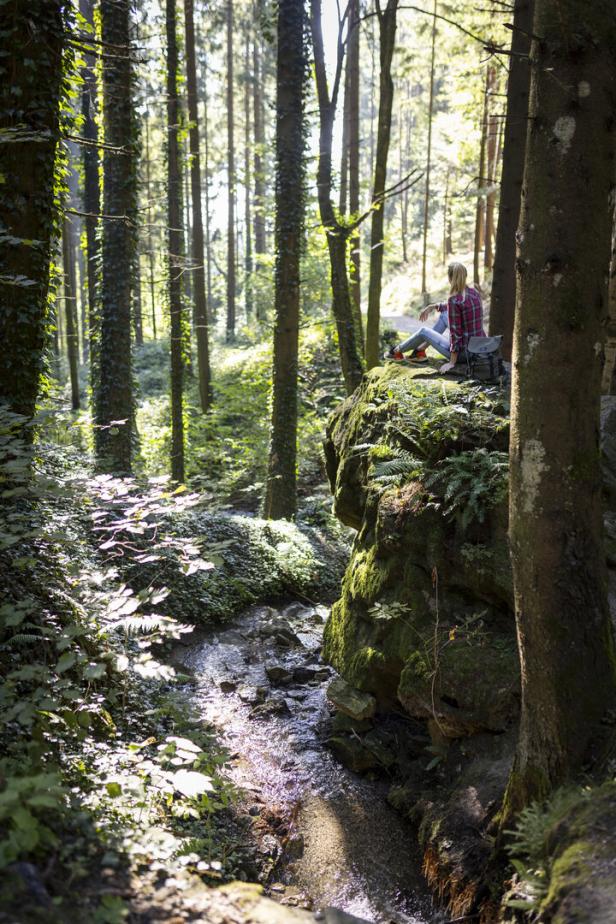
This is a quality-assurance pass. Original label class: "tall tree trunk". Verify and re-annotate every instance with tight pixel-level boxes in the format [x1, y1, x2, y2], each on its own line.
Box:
[484, 68, 499, 272]
[185, 0, 212, 411]
[80, 0, 101, 404]
[489, 0, 534, 359]
[443, 166, 451, 264]
[473, 67, 489, 290]
[144, 111, 157, 340]
[264, 0, 306, 520]
[253, 0, 267, 286]
[348, 0, 363, 347]
[244, 27, 253, 320]
[420, 0, 437, 301]
[339, 56, 350, 214]
[226, 0, 236, 341]
[365, 0, 398, 369]
[63, 216, 81, 411]
[166, 0, 185, 482]
[310, 0, 364, 395]
[96, 0, 136, 473]
[502, 0, 616, 822]
[0, 0, 64, 421]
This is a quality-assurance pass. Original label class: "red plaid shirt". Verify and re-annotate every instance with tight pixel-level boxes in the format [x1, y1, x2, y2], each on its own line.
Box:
[439, 287, 485, 353]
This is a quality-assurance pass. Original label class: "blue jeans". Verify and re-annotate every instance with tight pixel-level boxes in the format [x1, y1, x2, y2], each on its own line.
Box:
[399, 310, 450, 359]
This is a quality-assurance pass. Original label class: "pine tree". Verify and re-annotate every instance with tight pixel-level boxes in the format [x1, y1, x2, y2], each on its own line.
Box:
[166, 0, 185, 482]
[96, 0, 137, 473]
[502, 0, 616, 821]
[264, 0, 306, 520]
[0, 0, 65, 421]
[185, 0, 212, 411]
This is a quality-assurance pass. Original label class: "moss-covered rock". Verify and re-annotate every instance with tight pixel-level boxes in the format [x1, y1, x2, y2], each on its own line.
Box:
[323, 365, 517, 737]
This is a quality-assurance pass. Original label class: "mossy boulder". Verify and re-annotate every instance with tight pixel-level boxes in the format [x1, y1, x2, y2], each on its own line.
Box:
[323, 365, 517, 737]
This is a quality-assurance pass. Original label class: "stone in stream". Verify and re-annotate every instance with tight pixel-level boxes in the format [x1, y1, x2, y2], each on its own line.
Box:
[326, 678, 376, 721]
[292, 665, 320, 683]
[266, 662, 294, 685]
[219, 679, 237, 693]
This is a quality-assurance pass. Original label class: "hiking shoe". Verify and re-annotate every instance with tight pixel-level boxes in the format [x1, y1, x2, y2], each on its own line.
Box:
[408, 349, 428, 364]
[384, 347, 405, 362]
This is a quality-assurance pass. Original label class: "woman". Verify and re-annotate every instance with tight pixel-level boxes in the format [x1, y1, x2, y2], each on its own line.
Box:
[386, 263, 485, 373]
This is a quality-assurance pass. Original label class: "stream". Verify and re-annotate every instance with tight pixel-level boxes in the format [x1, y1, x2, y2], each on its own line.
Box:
[176, 601, 443, 924]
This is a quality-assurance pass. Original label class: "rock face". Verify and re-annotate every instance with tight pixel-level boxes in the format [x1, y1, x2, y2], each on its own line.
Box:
[323, 365, 517, 738]
[322, 368, 616, 920]
[326, 678, 376, 721]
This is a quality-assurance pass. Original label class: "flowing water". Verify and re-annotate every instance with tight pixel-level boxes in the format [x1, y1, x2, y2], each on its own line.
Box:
[177, 601, 442, 924]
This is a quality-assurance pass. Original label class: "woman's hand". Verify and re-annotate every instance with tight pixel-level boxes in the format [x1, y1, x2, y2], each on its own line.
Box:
[419, 304, 436, 322]
[439, 361, 456, 374]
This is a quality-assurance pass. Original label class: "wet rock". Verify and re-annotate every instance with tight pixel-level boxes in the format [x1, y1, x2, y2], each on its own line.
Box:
[238, 685, 261, 704]
[326, 678, 376, 721]
[317, 907, 373, 923]
[293, 665, 320, 683]
[328, 735, 380, 773]
[331, 712, 373, 734]
[250, 695, 291, 718]
[266, 663, 294, 685]
[220, 679, 237, 693]
[282, 601, 310, 620]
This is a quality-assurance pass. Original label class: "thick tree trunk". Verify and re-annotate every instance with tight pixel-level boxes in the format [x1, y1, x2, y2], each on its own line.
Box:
[96, 0, 136, 473]
[365, 0, 398, 369]
[310, 0, 364, 395]
[80, 0, 99, 375]
[0, 0, 64, 420]
[264, 0, 306, 520]
[63, 217, 81, 411]
[502, 0, 616, 822]
[420, 0, 437, 301]
[166, 0, 185, 482]
[185, 0, 212, 411]
[226, 0, 236, 341]
[489, 0, 534, 359]
[348, 0, 362, 344]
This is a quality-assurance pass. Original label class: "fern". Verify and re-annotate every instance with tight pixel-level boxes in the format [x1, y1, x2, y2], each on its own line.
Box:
[426, 448, 508, 529]
[372, 448, 425, 487]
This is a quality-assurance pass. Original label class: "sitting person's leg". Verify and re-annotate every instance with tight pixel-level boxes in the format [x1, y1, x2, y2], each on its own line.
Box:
[397, 326, 450, 359]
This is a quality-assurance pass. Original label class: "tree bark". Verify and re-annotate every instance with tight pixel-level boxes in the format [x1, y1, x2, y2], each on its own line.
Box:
[79, 0, 99, 376]
[226, 0, 236, 341]
[244, 26, 253, 320]
[0, 0, 64, 421]
[502, 0, 616, 822]
[489, 0, 534, 359]
[420, 0, 437, 301]
[253, 0, 267, 287]
[96, 0, 136, 473]
[264, 0, 306, 520]
[483, 66, 498, 272]
[602, 213, 616, 394]
[63, 216, 81, 411]
[144, 111, 157, 340]
[310, 0, 364, 395]
[348, 0, 363, 348]
[166, 0, 185, 482]
[185, 0, 212, 411]
[473, 67, 489, 290]
[365, 0, 398, 369]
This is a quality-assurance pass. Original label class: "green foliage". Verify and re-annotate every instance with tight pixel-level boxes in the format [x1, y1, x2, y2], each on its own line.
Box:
[426, 447, 509, 530]
[505, 788, 593, 911]
[372, 448, 425, 487]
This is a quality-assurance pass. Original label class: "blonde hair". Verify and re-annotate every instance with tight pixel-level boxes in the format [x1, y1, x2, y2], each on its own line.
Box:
[448, 262, 467, 295]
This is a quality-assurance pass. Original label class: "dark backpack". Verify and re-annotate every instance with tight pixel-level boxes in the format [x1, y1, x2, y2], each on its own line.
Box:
[465, 335, 505, 383]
